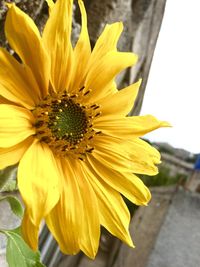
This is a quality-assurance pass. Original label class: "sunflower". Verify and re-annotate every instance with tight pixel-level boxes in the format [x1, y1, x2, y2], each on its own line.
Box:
[0, 0, 168, 259]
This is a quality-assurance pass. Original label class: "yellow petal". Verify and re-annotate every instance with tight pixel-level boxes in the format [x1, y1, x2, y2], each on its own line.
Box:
[45, 158, 81, 255]
[0, 136, 34, 170]
[45, 170, 82, 255]
[18, 140, 60, 226]
[46, 0, 55, 13]
[5, 4, 50, 96]
[21, 209, 39, 251]
[81, 161, 134, 247]
[127, 138, 161, 174]
[69, 158, 100, 259]
[0, 105, 35, 148]
[93, 135, 160, 176]
[92, 138, 156, 176]
[0, 96, 14, 104]
[0, 48, 41, 109]
[69, 0, 91, 93]
[92, 145, 134, 174]
[47, 157, 100, 258]
[42, 0, 73, 93]
[94, 115, 170, 139]
[46, 204, 80, 255]
[84, 51, 138, 103]
[87, 153, 151, 206]
[89, 22, 123, 66]
[79, 23, 124, 99]
[95, 79, 142, 121]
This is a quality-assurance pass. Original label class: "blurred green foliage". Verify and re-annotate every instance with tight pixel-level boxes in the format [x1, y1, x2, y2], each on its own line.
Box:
[141, 166, 187, 187]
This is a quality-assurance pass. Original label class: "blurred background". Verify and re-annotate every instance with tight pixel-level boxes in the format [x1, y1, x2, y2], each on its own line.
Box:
[0, 0, 200, 266]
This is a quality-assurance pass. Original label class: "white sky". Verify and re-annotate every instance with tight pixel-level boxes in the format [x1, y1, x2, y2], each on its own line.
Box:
[141, 0, 200, 154]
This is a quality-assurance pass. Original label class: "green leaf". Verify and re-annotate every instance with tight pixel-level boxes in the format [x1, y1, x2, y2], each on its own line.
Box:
[1, 230, 46, 267]
[11, 226, 22, 236]
[1, 179, 18, 192]
[0, 165, 17, 192]
[0, 169, 12, 190]
[0, 195, 23, 218]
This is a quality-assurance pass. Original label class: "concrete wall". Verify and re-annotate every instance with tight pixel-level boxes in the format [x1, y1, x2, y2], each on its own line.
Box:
[147, 189, 200, 267]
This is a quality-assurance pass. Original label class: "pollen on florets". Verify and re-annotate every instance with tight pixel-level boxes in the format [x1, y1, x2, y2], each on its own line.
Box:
[32, 91, 101, 159]
[48, 98, 88, 144]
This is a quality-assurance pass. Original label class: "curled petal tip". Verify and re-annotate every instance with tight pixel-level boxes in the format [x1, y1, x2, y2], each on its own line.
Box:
[143, 201, 149, 207]
[45, 0, 55, 14]
[117, 21, 124, 31]
[127, 237, 135, 248]
[132, 53, 139, 65]
[161, 121, 172, 127]
[5, 2, 13, 8]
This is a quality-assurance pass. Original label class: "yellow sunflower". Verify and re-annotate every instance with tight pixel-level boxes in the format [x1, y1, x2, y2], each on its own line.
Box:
[0, 0, 168, 259]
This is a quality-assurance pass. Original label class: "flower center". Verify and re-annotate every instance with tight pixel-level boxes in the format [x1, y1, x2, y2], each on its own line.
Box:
[33, 91, 101, 160]
[49, 99, 88, 144]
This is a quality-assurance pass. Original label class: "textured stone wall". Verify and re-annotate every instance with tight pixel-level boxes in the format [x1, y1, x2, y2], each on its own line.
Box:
[0, 0, 167, 114]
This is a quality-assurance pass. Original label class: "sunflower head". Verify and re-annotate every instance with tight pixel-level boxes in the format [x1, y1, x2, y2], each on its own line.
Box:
[32, 91, 99, 159]
[0, 0, 169, 259]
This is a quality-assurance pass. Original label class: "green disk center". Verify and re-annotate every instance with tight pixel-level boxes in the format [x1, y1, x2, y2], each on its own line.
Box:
[49, 99, 88, 144]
